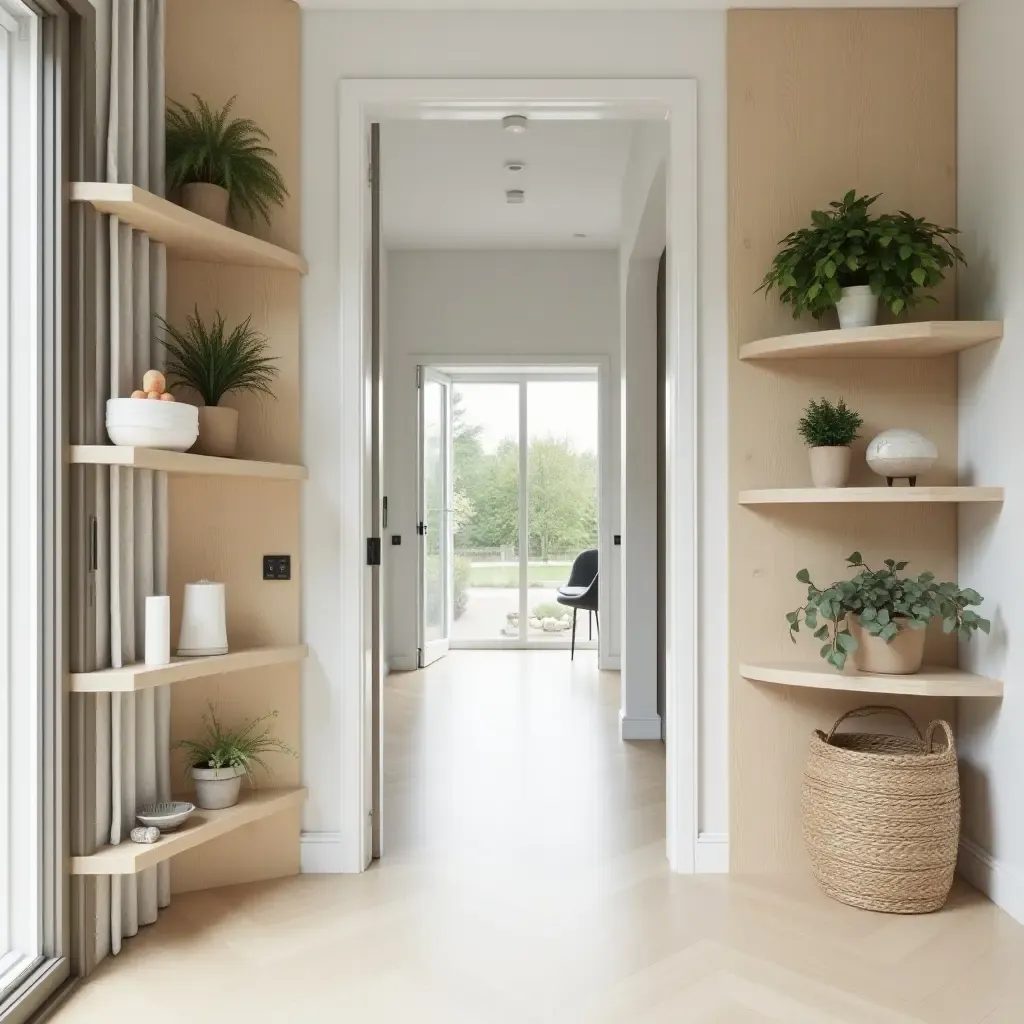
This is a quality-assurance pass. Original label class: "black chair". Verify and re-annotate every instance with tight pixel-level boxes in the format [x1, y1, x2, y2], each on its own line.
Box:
[556, 549, 599, 660]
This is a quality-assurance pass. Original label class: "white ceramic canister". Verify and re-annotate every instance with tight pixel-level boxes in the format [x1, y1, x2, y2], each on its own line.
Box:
[177, 580, 228, 657]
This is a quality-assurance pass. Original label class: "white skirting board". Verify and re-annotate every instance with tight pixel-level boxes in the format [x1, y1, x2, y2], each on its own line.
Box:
[300, 832, 350, 874]
[958, 837, 1024, 925]
[601, 655, 621, 671]
[388, 654, 418, 672]
[695, 832, 729, 874]
[619, 711, 662, 741]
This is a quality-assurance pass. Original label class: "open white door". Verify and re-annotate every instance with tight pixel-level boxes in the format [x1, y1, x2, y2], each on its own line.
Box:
[418, 367, 453, 667]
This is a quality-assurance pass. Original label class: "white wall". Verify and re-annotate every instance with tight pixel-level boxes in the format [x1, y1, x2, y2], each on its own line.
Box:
[383, 250, 620, 667]
[957, 0, 1024, 925]
[300, 9, 728, 850]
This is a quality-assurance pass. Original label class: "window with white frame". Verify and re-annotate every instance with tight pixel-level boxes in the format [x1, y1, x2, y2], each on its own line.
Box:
[0, 0, 43, 1003]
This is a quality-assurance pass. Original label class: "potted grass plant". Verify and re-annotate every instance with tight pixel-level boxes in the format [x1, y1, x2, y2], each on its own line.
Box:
[758, 191, 966, 329]
[177, 705, 296, 810]
[156, 307, 279, 458]
[798, 397, 863, 488]
[785, 552, 989, 675]
[166, 94, 288, 228]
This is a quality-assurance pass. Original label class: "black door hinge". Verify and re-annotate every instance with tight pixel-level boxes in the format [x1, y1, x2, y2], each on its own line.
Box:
[417, 521, 427, 536]
[367, 537, 382, 566]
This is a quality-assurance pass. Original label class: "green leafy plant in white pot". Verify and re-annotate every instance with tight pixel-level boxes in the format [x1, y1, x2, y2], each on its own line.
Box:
[166, 94, 288, 228]
[757, 191, 966, 330]
[798, 397, 863, 489]
[785, 552, 989, 675]
[156, 307, 278, 458]
[177, 705, 296, 810]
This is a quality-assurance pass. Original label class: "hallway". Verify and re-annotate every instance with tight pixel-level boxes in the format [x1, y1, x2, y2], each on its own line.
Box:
[55, 653, 1024, 1022]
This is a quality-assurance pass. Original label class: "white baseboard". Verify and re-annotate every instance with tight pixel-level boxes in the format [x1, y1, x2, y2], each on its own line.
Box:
[958, 837, 1024, 925]
[695, 832, 729, 874]
[300, 832, 351, 874]
[619, 711, 662, 740]
[601, 655, 621, 671]
[388, 654, 418, 672]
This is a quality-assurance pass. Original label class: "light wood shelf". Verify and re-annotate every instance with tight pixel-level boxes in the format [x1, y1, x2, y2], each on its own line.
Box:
[738, 486, 1004, 505]
[70, 445, 307, 481]
[740, 661, 1003, 698]
[71, 787, 307, 875]
[738, 321, 1003, 361]
[70, 644, 307, 694]
[70, 183, 308, 274]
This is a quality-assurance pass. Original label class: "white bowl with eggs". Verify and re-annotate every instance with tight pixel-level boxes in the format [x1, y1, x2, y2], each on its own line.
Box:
[106, 397, 199, 451]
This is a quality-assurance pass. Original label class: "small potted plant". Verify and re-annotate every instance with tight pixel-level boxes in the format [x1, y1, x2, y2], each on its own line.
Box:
[177, 705, 296, 810]
[166, 94, 288, 228]
[156, 307, 278, 458]
[798, 397, 863, 488]
[758, 191, 966, 329]
[785, 552, 989, 675]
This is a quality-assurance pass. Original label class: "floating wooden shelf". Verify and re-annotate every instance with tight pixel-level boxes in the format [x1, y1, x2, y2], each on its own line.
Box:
[71, 788, 307, 875]
[70, 644, 307, 694]
[70, 183, 308, 274]
[70, 445, 307, 481]
[740, 661, 1003, 698]
[739, 321, 1003, 361]
[738, 486, 1004, 505]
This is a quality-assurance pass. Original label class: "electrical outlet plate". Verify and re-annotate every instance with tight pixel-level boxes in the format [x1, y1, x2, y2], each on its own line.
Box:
[263, 554, 291, 581]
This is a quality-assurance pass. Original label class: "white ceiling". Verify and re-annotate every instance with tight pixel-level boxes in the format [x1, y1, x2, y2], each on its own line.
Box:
[298, 1, 956, 9]
[381, 119, 634, 250]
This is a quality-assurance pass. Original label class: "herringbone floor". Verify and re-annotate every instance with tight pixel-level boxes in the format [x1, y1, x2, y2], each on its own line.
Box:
[56, 652, 1024, 1022]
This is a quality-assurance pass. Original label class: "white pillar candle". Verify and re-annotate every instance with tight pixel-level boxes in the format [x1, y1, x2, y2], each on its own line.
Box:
[145, 595, 171, 667]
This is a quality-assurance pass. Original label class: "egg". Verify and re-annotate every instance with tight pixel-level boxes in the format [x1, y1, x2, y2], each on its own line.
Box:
[131, 389, 146, 399]
[146, 390, 162, 400]
[142, 369, 166, 395]
[159, 392, 176, 402]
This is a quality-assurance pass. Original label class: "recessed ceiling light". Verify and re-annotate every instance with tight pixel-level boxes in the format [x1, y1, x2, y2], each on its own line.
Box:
[502, 115, 528, 134]
[506, 189, 525, 204]
[505, 160, 526, 173]
[573, 233, 587, 239]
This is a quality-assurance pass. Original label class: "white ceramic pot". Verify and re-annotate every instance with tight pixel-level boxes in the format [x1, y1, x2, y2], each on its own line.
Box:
[191, 765, 244, 810]
[181, 183, 229, 225]
[849, 617, 926, 675]
[196, 405, 239, 458]
[177, 580, 228, 657]
[808, 446, 852, 488]
[866, 428, 938, 486]
[836, 285, 879, 329]
[105, 397, 199, 452]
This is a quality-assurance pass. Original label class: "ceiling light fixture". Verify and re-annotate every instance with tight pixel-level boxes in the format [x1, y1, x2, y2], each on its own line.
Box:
[502, 114, 528, 134]
[505, 160, 526, 173]
[573, 233, 587, 239]
[506, 189, 525, 204]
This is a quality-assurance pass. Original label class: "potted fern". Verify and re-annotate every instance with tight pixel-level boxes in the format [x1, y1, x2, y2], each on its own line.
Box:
[156, 307, 279, 458]
[177, 705, 296, 810]
[166, 94, 288, 228]
[758, 191, 966, 330]
[798, 397, 863, 488]
[786, 553, 988, 675]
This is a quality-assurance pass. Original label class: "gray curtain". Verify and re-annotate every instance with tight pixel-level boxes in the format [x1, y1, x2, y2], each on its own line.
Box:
[85, 0, 170, 961]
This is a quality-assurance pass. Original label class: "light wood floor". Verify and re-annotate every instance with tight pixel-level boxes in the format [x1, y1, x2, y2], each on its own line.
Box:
[55, 651, 1024, 1022]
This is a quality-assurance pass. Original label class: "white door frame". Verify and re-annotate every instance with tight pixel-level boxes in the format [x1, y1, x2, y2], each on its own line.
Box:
[333, 78, 700, 874]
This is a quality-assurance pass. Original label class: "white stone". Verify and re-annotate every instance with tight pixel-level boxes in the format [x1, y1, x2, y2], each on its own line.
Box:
[130, 825, 161, 845]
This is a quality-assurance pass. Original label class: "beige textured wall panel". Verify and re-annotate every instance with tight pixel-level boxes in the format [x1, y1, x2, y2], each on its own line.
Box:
[728, 9, 959, 873]
[165, 0, 302, 892]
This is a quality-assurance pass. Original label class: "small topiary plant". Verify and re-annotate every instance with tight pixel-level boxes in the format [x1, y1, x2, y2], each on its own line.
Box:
[785, 552, 989, 671]
[798, 397, 863, 448]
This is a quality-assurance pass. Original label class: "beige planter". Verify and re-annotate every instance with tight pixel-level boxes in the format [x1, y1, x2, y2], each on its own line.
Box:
[181, 183, 229, 225]
[196, 405, 238, 458]
[849, 617, 926, 675]
[809, 446, 852, 488]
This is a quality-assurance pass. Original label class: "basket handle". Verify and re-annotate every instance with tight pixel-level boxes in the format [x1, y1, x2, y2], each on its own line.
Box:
[826, 705, 923, 744]
[926, 719, 956, 754]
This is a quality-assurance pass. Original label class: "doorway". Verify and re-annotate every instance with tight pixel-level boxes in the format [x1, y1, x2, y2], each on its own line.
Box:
[326, 78, 701, 875]
[418, 368, 602, 660]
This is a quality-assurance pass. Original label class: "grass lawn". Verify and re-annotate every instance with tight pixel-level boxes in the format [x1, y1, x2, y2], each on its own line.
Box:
[466, 562, 571, 588]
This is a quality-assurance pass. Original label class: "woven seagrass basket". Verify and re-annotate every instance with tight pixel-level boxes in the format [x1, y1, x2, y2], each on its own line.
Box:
[802, 705, 960, 914]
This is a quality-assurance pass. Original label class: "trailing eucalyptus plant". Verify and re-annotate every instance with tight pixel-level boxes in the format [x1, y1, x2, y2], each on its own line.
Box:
[785, 552, 989, 671]
[757, 190, 966, 320]
[798, 397, 863, 448]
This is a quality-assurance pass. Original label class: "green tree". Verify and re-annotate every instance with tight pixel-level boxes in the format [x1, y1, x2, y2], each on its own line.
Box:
[527, 436, 597, 558]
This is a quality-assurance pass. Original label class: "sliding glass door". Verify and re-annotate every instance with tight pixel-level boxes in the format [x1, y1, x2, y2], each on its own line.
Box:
[442, 372, 599, 649]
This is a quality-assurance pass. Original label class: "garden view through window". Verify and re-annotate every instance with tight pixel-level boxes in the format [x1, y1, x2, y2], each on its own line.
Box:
[450, 377, 599, 645]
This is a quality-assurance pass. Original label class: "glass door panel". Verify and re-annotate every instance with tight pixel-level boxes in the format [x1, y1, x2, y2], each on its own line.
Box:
[450, 382, 520, 642]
